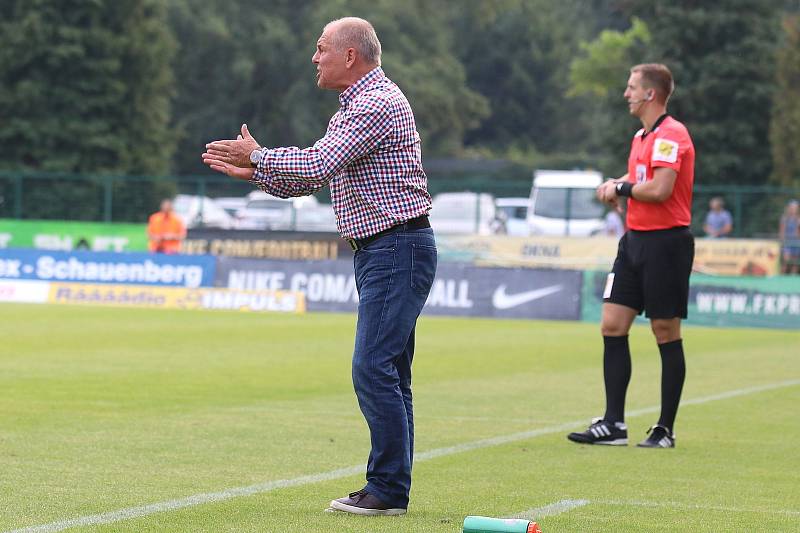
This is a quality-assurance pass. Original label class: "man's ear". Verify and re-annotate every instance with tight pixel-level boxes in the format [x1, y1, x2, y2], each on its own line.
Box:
[345, 47, 356, 67]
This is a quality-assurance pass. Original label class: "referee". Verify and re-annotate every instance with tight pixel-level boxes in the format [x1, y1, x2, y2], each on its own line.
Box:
[568, 63, 695, 448]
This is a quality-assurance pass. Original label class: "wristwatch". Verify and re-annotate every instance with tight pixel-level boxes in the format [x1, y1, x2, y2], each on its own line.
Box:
[249, 148, 264, 168]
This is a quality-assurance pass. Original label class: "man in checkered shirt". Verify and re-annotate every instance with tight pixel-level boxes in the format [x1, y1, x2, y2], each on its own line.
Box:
[203, 17, 437, 517]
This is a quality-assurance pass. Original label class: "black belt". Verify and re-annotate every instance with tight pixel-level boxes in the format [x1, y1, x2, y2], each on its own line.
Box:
[345, 215, 430, 251]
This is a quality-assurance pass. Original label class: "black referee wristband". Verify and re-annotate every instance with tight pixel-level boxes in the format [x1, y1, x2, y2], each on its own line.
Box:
[615, 181, 634, 198]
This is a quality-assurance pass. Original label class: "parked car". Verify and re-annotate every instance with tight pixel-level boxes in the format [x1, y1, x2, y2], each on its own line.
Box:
[494, 197, 531, 236]
[429, 192, 496, 235]
[235, 191, 336, 231]
[214, 196, 248, 218]
[172, 194, 235, 229]
[294, 203, 337, 232]
[527, 170, 605, 236]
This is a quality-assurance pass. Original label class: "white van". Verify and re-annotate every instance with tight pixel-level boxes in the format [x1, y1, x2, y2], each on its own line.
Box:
[527, 170, 605, 236]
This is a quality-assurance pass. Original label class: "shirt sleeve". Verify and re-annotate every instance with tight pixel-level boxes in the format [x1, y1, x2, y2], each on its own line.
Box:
[650, 130, 686, 171]
[249, 96, 393, 198]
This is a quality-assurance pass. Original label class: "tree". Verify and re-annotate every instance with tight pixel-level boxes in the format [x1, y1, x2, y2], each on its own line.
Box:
[169, 0, 489, 175]
[0, 0, 175, 175]
[339, 0, 490, 155]
[769, 15, 800, 189]
[625, 1, 781, 187]
[568, 17, 652, 177]
[569, 18, 651, 99]
[0, 0, 176, 220]
[168, 0, 314, 175]
[452, 0, 592, 156]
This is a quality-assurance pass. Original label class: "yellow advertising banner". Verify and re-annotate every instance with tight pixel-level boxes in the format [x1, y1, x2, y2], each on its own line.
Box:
[439, 235, 619, 270]
[438, 235, 780, 276]
[47, 283, 306, 313]
[693, 239, 780, 276]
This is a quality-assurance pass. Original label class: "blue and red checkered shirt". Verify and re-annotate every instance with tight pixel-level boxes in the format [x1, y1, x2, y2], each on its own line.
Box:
[250, 67, 432, 239]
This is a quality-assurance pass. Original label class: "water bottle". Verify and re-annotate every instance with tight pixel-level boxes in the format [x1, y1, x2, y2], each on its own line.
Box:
[463, 516, 542, 533]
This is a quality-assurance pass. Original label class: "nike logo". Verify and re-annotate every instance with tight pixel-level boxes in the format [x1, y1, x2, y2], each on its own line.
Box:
[492, 284, 564, 310]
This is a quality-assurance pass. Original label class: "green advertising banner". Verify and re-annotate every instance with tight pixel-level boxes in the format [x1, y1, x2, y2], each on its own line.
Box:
[582, 271, 800, 329]
[0, 219, 148, 252]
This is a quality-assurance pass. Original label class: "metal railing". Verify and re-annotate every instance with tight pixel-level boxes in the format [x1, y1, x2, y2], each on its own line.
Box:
[1, 171, 798, 239]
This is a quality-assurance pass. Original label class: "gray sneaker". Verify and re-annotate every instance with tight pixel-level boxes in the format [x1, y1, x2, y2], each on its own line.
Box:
[328, 489, 407, 516]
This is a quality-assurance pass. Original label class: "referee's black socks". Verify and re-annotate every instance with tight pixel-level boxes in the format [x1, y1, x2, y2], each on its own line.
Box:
[657, 339, 686, 432]
[603, 335, 631, 424]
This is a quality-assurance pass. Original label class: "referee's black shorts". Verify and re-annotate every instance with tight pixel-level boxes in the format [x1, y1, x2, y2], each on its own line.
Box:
[603, 226, 694, 319]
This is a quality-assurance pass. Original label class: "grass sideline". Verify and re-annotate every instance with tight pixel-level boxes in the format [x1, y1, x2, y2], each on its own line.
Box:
[1, 303, 798, 532]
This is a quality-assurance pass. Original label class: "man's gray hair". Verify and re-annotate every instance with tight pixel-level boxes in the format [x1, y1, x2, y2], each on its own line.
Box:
[326, 17, 382, 66]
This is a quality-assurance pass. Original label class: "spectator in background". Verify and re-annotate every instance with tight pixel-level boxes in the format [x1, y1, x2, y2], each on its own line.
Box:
[779, 200, 800, 274]
[703, 197, 733, 238]
[604, 207, 625, 238]
[147, 199, 186, 254]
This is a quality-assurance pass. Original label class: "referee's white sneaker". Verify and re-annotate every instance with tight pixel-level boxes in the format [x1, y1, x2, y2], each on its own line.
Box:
[636, 424, 675, 448]
[567, 417, 628, 445]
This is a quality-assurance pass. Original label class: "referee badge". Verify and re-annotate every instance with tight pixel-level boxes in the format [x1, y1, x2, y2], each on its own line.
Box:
[652, 138, 679, 163]
[635, 164, 647, 183]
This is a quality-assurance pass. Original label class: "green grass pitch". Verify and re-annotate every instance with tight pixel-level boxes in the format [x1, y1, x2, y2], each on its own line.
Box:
[1, 303, 798, 532]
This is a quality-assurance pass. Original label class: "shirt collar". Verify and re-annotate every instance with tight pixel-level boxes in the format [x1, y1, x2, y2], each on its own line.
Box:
[338, 66, 385, 107]
[641, 113, 669, 139]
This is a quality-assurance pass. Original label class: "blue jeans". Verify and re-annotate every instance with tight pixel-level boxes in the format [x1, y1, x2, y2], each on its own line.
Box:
[352, 227, 437, 508]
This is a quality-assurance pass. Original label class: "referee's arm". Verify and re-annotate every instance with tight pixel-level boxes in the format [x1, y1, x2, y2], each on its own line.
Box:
[630, 167, 677, 203]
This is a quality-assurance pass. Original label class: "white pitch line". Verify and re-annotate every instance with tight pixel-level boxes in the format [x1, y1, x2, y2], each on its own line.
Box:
[6, 378, 799, 533]
[598, 499, 800, 517]
[512, 499, 590, 519]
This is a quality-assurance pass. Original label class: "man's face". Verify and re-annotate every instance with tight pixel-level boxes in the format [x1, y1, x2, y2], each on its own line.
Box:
[710, 199, 722, 211]
[160, 200, 172, 214]
[312, 26, 348, 91]
[624, 72, 649, 117]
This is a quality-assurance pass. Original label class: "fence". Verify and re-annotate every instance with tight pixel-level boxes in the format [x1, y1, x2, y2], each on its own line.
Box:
[1, 171, 798, 239]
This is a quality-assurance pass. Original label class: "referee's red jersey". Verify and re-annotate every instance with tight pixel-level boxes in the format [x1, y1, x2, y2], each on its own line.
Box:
[625, 115, 695, 231]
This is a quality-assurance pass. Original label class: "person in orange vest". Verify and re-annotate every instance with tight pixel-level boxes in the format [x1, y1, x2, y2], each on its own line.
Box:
[147, 199, 186, 254]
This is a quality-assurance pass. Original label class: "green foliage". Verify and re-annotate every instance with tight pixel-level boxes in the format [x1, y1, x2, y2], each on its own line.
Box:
[770, 15, 800, 188]
[169, 0, 489, 174]
[628, 1, 781, 186]
[566, 2, 784, 185]
[566, 17, 654, 177]
[1, 0, 798, 220]
[0, 0, 177, 219]
[0, 0, 175, 175]
[569, 18, 651, 98]
[453, 1, 590, 155]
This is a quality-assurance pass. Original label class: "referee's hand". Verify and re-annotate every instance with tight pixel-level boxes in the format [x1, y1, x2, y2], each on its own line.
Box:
[597, 179, 619, 205]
